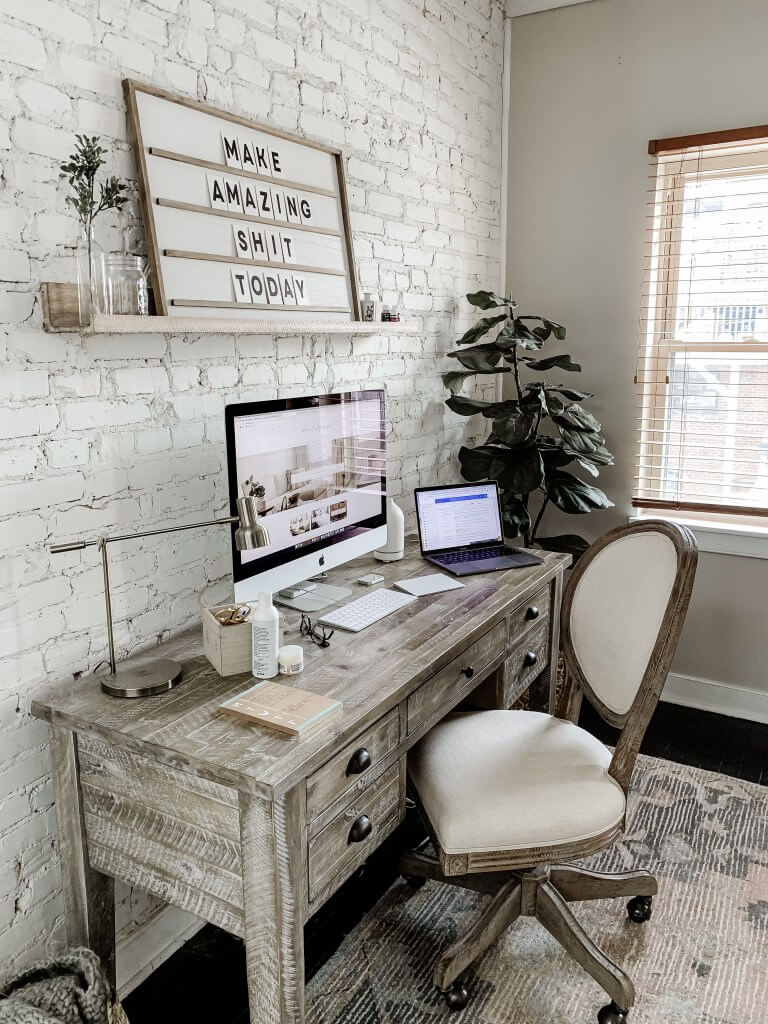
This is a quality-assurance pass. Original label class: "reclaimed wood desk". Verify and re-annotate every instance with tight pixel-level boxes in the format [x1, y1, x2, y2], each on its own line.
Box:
[32, 539, 569, 1024]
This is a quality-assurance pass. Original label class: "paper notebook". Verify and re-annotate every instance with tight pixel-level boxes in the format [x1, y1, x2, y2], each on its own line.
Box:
[219, 680, 342, 737]
[394, 573, 465, 597]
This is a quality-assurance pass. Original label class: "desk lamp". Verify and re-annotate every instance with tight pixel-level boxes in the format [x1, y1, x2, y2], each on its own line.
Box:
[50, 497, 269, 699]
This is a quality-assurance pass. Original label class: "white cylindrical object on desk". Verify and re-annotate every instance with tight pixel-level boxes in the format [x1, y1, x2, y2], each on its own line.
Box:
[374, 498, 405, 562]
[278, 644, 304, 675]
[251, 592, 279, 678]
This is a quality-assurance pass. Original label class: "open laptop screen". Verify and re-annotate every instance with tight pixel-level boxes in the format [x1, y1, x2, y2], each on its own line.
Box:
[415, 483, 503, 553]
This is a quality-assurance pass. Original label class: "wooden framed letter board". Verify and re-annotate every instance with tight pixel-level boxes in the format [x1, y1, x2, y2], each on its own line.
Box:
[124, 79, 360, 321]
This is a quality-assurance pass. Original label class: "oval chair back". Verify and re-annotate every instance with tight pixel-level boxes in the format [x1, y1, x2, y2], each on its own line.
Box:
[560, 519, 698, 791]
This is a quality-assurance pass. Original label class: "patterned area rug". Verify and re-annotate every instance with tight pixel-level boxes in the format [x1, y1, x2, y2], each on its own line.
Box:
[306, 755, 768, 1024]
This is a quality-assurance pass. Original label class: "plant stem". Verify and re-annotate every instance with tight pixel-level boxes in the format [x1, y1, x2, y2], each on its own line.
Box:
[530, 496, 549, 545]
[511, 340, 522, 402]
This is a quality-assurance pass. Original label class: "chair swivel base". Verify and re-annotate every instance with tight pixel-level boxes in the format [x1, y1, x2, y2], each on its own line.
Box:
[100, 659, 183, 698]
[400, 852, 657, 1020]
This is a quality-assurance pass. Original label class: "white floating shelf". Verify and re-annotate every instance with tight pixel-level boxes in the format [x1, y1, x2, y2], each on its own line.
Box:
[41, 283, 418, 336]
[90, 313, 418, 335]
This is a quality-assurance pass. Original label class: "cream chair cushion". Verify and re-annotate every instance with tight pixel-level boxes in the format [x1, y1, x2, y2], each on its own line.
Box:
[408, 710, 626, 856]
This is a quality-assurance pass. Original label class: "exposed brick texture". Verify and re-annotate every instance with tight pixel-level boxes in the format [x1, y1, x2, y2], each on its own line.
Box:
[0, 0, 504, 977]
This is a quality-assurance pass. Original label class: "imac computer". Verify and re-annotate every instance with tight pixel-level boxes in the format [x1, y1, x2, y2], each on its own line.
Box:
[225, 389, 387, 603]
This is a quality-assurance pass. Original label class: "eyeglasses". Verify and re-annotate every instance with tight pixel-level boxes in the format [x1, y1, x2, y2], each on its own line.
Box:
[214, 604, 252, 626]
[300, 613, 334, 648]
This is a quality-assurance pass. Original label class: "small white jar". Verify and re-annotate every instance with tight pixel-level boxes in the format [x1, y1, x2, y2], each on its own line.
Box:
[278, 644, 304, 676]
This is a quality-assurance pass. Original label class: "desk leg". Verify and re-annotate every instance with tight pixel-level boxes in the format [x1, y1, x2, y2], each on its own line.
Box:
[239, 786, 306, 1024]
[49, 726, 116, 987]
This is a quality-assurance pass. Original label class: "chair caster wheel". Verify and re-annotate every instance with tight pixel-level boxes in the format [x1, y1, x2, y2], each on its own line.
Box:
[627, 895, 653, 923]
[443, 980, 469, 1011]
[403, 874, 427, 890]
[597, 1001, 628, 1023]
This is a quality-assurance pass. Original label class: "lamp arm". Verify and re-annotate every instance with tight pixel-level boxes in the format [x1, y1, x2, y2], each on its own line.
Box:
[49, 514, 241, 675]
[49, 514, 239, 554]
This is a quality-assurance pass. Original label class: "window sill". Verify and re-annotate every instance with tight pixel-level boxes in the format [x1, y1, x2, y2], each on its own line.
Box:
[631, 510, 768, 559]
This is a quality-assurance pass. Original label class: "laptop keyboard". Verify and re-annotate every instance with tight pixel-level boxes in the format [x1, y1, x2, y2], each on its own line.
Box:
[432, 547, 504, 564]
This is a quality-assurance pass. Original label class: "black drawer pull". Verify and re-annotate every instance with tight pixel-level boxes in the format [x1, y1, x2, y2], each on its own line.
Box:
[523, 651, 538, 667]
[348, 814, 372, 845]
[525, 605, 540, 620]
[461, 666, 475, 679]
[346, 748, 372, 776]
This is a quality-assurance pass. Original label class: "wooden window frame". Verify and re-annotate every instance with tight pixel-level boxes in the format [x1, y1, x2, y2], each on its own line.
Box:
[636, 125, 768, 517]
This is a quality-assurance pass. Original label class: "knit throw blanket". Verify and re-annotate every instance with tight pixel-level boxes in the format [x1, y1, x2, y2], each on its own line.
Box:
[0, 949, 126, 1024]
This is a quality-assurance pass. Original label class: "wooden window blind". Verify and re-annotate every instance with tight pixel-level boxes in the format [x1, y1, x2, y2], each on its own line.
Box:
[634, 125, 768, 517]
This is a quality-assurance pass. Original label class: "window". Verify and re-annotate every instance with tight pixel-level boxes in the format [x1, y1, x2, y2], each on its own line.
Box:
[634, 125, 768, 516]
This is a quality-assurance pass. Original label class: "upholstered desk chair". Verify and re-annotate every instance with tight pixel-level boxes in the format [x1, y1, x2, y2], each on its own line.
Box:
[400, 520, 697, 1023]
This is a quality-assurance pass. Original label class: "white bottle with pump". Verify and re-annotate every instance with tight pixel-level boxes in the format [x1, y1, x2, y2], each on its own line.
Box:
[251, 592, 279, 678]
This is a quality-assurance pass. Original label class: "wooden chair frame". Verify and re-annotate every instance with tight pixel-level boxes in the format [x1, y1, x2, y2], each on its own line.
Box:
[400, 520, 698, 1021]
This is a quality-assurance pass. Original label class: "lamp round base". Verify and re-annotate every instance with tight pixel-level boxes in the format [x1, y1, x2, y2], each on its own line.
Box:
[101, 659, 183, 698]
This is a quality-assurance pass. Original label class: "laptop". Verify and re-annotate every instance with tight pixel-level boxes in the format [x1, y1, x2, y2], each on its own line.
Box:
[414, 482, 543, 576]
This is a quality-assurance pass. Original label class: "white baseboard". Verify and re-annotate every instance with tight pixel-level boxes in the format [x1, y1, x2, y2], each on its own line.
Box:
[662, 671, 768, 725]
[117, 906, 204, 999]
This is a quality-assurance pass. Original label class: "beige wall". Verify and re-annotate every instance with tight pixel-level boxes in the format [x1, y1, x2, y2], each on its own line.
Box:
[506, 0, 768, 695]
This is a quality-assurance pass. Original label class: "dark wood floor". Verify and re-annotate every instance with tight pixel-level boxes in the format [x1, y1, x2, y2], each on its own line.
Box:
[124, 701, 768, 1023]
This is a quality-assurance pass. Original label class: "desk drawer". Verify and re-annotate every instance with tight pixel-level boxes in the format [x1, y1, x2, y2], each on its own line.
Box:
[407, 620, 506, 734]
[508, 583, 551, 641]
[306, 708, 400, 822]
[502, 621, 550, 707]
[308, 760, 404, 904]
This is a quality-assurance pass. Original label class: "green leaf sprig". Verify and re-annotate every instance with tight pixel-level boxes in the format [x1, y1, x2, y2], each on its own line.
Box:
[60, 134, 129, 233]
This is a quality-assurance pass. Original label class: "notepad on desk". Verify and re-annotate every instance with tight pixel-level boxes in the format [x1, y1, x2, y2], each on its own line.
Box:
[219, 680, 342, 737]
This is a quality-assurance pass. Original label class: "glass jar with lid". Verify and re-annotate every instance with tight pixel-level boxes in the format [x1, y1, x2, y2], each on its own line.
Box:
[102, 254, 150, 316]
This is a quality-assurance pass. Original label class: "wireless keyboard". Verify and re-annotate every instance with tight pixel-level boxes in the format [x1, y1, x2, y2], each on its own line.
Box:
[318, 588, 417, 633]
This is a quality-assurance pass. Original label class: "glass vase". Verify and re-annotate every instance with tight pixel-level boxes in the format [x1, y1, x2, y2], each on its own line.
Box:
[76, 225, 104, 328]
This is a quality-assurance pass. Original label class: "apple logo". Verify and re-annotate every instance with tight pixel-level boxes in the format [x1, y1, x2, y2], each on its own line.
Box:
[319, 554, 325, 566]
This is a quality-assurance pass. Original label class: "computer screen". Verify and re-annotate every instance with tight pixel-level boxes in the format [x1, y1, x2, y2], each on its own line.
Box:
[226, 390, 387, 596]
[415, 483, 503, 552]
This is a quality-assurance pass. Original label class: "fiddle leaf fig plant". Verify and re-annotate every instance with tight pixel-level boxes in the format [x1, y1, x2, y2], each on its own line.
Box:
[443, 290, 614, 558]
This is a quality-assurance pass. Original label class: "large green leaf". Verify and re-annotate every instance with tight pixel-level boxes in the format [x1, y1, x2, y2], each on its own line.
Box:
[521, 385, 547, 414]
[513, 318, 544, 350]
[466, 290, 512, 310]
[443, 367, 510, 393]
[545, 319, 567, 341]
[456, 313, 507, 346]
[493, 321, 524, 350]
[521, 354, 582, 372]
[537, 436, 609, 477]
[543, 392, 566, 417]
[548, 387, 593, 401]
[545, 470, 614, 514]
[446, 395, 521, 419]
[499, 444, 545, 493]
[535, 534, 590, 558]
[458, 443, 544, 494]
[537, 437, 576, 468]
[448, 343, 504, 371]
[501, 497, 531, 538]
[458, 444, 511, 482]
[558, 427, 607, 453]
[517, 316, 566, 342]
[492, 409, 538, 446]
[574, 444, 614, 468]
[552, 402, 602, 434]
[563, 403, 602, 431]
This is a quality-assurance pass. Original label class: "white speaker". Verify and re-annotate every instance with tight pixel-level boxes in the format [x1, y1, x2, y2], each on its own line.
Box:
[374, 498, 405, 562]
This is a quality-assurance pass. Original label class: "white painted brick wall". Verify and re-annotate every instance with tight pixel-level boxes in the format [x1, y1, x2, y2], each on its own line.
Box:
[0, 0, 504, 978]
